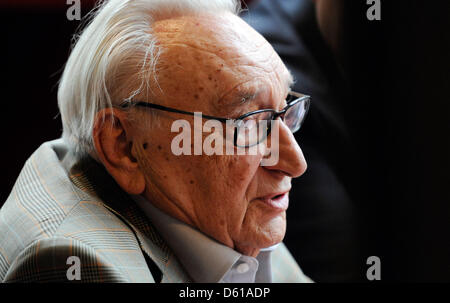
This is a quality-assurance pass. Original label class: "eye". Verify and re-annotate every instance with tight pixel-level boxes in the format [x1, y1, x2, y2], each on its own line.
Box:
[234, 111, 273, 147]
[236, 111, 273, 132]
[236, 117, 257, 130]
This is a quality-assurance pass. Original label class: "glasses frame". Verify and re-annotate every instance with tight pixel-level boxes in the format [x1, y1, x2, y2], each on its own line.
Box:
[119, 91, 310, 147]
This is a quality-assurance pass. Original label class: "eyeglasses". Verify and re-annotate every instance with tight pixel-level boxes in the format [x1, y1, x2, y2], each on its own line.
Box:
[119, 91, 310, 148]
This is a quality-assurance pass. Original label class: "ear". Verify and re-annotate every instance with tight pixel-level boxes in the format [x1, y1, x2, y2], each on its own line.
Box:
[92, 108, 146, 195]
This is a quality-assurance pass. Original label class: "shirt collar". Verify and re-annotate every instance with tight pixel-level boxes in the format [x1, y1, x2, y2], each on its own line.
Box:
[132, 195, 241, 282]
[132, 195, 278, 283]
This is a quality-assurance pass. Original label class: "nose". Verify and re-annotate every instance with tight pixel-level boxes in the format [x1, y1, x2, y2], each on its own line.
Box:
[263, 121, 307, 178]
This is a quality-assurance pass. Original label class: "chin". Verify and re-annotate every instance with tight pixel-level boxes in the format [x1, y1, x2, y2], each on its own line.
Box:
[236, 208, 287, 250]
[254, 220, 287, 249]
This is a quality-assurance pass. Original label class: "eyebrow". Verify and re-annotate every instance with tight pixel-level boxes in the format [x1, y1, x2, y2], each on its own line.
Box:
[222, 72, 296, 116]
[232, 72, 295, 106]
[222, 92, 257, 116]
[237, 91, 259, 105]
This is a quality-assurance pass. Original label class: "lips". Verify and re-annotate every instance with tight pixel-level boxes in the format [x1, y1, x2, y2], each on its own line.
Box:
[257, 191, 290, 211]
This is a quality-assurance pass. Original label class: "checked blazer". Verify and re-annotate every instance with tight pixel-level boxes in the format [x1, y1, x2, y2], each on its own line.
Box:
[0, 139, 310, 283]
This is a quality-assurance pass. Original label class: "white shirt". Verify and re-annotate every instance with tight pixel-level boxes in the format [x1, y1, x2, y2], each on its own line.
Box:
[132, 195, 278, 283]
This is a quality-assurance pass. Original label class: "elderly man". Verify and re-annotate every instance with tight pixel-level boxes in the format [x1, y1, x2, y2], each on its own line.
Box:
[0, 0, 311, 282]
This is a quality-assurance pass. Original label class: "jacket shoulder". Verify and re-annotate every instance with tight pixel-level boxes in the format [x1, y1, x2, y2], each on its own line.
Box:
[0, 140, 155, 282]
[3, 235, 154, 282]
[2, 199, 155, 282]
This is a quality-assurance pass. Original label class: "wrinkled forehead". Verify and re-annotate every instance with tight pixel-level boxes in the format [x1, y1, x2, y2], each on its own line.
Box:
[153, 12, 269, 60]
[149, 13, 292, 112]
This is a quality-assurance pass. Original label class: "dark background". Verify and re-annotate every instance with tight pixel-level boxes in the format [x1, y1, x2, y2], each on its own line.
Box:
[340, 0, 450, 282]
[1, 0, 450, 282]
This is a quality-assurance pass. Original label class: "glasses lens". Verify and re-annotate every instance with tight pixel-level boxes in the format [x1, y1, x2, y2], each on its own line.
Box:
[284, 98, 309, 133]
[235, 111, 273, 147]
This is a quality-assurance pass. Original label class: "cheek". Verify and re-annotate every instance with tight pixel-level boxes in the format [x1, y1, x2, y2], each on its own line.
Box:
[221, 155, 261, 198]
[134, 129, 192, 199]
[190, 155, 260, 208]
[214, 156, 263, 224]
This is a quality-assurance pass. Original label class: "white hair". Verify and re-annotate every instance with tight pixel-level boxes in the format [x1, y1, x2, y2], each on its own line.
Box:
[57, 0, 242, 158]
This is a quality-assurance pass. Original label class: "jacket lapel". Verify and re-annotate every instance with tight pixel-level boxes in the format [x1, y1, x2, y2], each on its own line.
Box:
[67, 154, 192, 283]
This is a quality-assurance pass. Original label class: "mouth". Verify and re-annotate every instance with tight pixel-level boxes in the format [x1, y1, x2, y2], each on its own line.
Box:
[257, 191, 290, 211]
